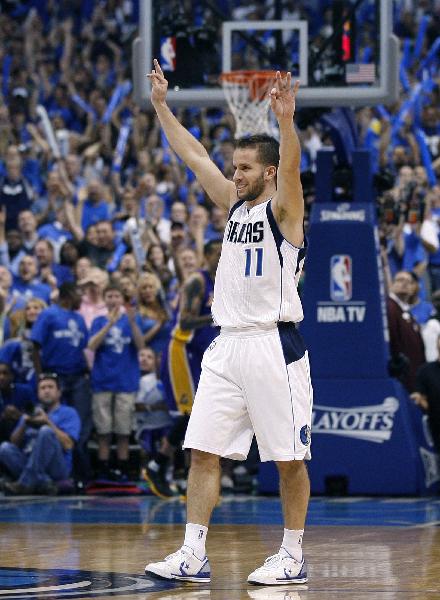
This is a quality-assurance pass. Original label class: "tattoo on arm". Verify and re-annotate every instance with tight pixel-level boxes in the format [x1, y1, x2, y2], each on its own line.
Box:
[179, 275, 212, 330]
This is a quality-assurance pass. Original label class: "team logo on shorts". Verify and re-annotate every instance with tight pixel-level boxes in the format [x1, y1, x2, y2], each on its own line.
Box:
[208, 339, 217, 351]
[300, 425, 311, 446]
[330, 255, 352, 301]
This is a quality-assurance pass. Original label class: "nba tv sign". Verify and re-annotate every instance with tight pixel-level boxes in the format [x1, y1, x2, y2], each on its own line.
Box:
[316, 255, 366, 323]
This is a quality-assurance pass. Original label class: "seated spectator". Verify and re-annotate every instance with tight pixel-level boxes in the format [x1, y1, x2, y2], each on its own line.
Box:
[422, 290, 440, 362]
[88, 284, 143, 480]
[35, 239, 74, 288]
[0, 297, 47, 385]
[387, 270, 426, 391]
[136, 346, 172, 476]
[11, 255, 51, 308]
[136, 273, 171, 356]
[30, 282, 91, 481]
[411, 335, 440, 455]
[0, 362, 35, 445]
[77, 267, 109, 329]
[0, 373, 81, 495]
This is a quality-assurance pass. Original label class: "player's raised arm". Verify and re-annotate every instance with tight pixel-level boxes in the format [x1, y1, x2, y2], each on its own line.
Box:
[270, 72, 304, 247]
[148, 60, 235, 211]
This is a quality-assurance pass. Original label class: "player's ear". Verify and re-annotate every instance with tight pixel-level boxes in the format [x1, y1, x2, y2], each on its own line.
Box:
[264, 166, 277, 181]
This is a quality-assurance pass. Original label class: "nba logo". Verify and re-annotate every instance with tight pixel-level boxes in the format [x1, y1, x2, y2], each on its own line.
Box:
[330, 255, 352, 301]
[160, 37, 176, 72]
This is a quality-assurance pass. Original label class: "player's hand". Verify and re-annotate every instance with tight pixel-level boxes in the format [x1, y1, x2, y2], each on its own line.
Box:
[148, 59, 168, 105]
[269, 72, 299, 123]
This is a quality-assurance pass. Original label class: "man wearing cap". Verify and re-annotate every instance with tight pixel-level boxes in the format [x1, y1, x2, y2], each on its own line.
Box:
[30, 282, 91, 481]
[0, 372, 81, 495]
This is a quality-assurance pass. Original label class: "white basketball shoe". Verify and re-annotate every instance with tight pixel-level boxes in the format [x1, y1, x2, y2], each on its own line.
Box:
[247, 548, 307, 586]
[145, 546, 211, 583]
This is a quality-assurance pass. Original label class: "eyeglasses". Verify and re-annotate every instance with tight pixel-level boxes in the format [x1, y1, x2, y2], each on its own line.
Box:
[38, 372, 59, 382]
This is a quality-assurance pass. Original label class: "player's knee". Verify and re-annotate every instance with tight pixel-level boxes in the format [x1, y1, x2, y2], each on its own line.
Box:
[190, 449, 220, 472]
[276, 459, 306, 479]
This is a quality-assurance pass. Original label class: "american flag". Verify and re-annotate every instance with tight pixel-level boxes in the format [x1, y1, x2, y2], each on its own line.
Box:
[345, 63, 376, 84]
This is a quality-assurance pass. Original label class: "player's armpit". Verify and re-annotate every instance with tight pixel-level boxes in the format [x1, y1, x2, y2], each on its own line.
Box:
[272, 184, 305, 248]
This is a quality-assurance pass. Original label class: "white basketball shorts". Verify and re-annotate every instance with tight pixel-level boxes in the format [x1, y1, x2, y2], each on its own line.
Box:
[183, 322, 313, 462]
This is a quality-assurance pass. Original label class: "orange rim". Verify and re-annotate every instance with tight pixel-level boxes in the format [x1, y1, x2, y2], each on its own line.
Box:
[220, 70, 286, 101]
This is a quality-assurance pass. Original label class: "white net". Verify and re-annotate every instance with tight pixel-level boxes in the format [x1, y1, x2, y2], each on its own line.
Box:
[221, 71, 277, 139]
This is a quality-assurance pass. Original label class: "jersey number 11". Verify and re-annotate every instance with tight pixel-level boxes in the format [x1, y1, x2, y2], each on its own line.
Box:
[244, 247, 264, 277]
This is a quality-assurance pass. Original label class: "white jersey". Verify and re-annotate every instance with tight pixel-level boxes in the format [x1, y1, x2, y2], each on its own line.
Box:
[212, 198, 306, 328]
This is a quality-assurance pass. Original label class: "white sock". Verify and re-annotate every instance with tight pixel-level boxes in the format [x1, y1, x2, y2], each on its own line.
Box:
[280, 528, 304, 562]
[183, 523, 208, 560]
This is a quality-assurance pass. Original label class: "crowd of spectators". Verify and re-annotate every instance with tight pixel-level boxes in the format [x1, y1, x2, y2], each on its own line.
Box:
[0, 0, 439, 493]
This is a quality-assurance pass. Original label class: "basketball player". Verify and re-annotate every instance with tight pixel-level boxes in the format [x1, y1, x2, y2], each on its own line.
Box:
[145, 59, 312, 586]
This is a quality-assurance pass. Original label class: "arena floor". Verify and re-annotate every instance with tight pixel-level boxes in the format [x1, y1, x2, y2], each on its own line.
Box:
[0, 495, 439, 599]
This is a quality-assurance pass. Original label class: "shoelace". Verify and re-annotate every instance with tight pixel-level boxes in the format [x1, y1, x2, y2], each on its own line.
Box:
[263, 553, 283, 566]
[165, 548, 191, 560]
[263, 551, 300, 567]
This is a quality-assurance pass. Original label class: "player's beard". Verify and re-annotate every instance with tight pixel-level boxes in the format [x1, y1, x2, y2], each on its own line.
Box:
[240, 173, 265, 203]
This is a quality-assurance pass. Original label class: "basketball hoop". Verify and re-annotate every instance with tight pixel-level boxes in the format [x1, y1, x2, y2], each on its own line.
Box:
[220, 70, 281, 139]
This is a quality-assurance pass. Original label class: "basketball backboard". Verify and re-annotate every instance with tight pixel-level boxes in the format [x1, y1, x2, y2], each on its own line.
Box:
[133, 0, 399, 108]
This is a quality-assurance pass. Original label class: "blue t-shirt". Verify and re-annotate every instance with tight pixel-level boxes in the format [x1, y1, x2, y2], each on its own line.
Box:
[0, 338, 36, 385]
[11, 278, 51, 306]
[37, 223, 73, 256]
[30, 305, 88, 375]
[136, 314, 172, 355]
[0, 383, 35, 412]
[90, 314, 140, 392]
[411, 300, 434, 325]
[81, 199, 110, 232]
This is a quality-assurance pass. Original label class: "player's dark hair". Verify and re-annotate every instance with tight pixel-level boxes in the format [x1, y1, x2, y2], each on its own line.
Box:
[204, 239, 222, 256]
[235, 134, 280, 168]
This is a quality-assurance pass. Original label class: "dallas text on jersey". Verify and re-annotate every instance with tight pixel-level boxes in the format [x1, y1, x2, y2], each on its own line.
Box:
[226, 220, 264, 244]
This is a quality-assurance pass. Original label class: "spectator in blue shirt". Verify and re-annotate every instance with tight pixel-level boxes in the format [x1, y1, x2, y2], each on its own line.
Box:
[0, 156, 33, 231]
[0, 372, 81, 495]
[11, 255, 52, 309]
[31, 282, 91, 481]
[88, 283, 144, 480]
[78, 179, 111, 233]
[0, 297, 47, 386]
[35, 239, 74, 288]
